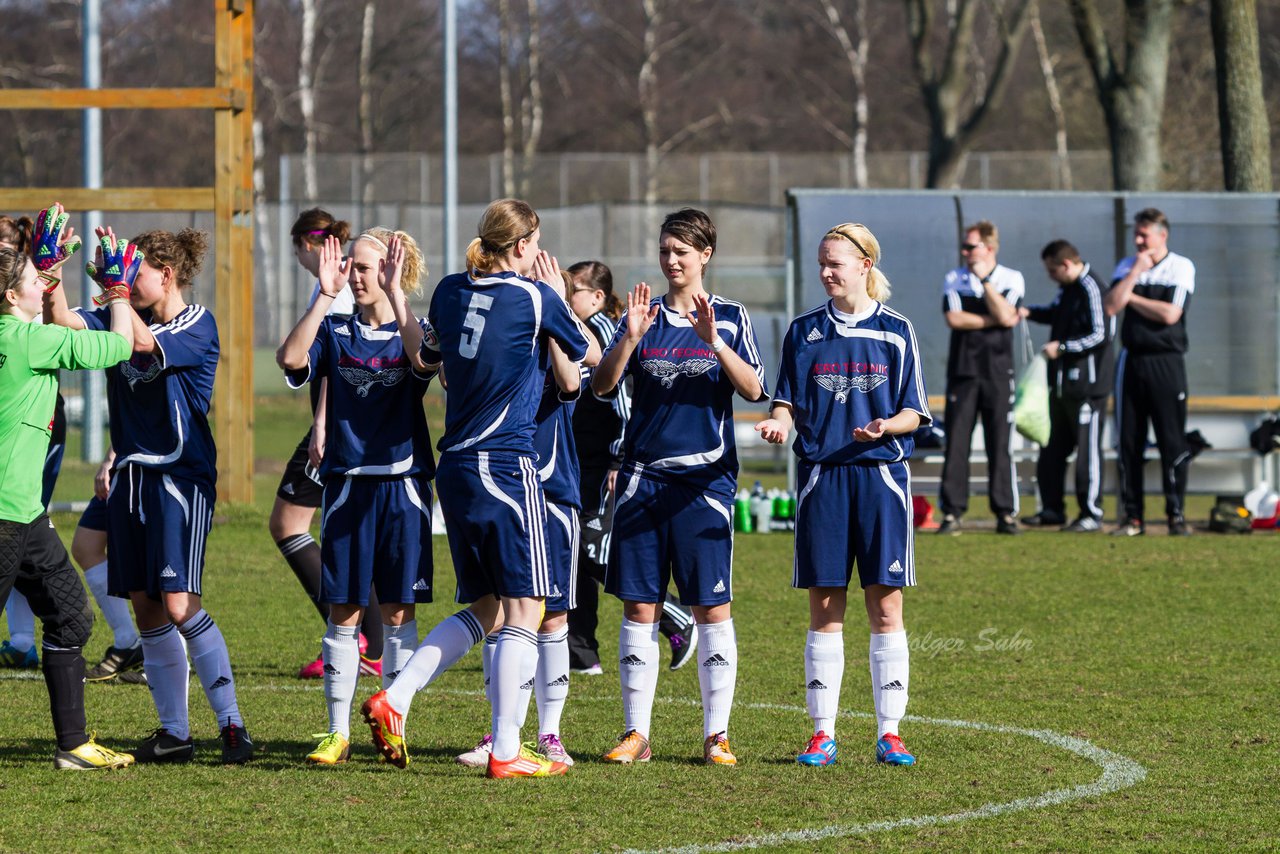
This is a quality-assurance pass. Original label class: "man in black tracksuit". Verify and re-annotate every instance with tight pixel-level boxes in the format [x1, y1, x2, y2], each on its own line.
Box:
[1020, 240, 1115, 532]
[1103, 208, 1196, 536]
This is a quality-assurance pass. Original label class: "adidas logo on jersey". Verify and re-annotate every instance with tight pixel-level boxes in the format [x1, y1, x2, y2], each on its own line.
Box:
[888, 560, 904, 575]
[210, 676, 232, 689]
[712, 579, 726, 594]
[160, 566, 178, 579]
[806, 327, 824, 343]
[702, 654, 729, 668]
[335, 325, 351, 336]
[412, 578, 430, 591]
[880, 680, 905, 691]
[520, 678, 535, 690]
[619, 654, 646, 667]
[807, 679, 827, 690]
[587, 518, 603, 531]
[549, 674, 570, 687]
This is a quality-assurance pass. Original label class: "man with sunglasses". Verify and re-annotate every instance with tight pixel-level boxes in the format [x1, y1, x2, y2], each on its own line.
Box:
[938, 221, 1024, 536]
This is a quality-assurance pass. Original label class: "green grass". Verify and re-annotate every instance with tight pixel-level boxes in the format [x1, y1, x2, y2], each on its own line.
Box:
[2, 396, 1277, 852]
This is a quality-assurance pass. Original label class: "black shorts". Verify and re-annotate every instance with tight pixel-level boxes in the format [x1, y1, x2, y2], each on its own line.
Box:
[275, 430, 325, 508]
[578, 466, 615, 568]
[0, 515, 93, 649]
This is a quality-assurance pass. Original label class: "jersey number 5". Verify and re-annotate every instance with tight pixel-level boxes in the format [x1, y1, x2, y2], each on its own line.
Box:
[459, 293, 495, 359]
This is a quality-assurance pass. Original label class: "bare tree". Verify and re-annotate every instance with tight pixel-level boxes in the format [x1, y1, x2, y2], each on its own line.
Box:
[299, 0, 321, 200]
[358, 0, 377, 218]
[497, 0, 545, 197]
[1068, 0, 1175, 191]
[814, 0, 871, 188]
[904, 0, 1034, 188]
[1210, 0, 1272, 191]
[1029, 2, 1072, 190]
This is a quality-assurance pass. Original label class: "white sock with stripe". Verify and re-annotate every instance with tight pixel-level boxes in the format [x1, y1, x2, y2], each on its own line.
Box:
[83, 561, 139, 649]
[178, 609, 243, 729]
[870, 630, 909, 737]
[697, 619, 737, 738]
[322, 622, 359, 737]
[618, 619, 661, 738]
[482, 631, 499, 705]
[535, 626, 570, 736]
[141, 623, 191, 740]
[805, 629, 844, 736]
[491, 625, 539, 761]
[383, 610, 484, 715]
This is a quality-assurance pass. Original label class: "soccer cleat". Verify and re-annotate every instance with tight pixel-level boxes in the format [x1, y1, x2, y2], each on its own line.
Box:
[298, 654, 325, 680]
[1021, 512, 1065, 528]
[796, 731, 838, 766]
[1061, 516, 1101, 533]
[936, 514, 961, 536]
[85, 643, 145, 682]
[0, 640, 38, 669]
[876, 733, 916, 766]
[130, 728, 195, 764]
[117, 669, 149, 685]
[668, 625, 698, 671]
[570, 663, 603, 676]
[537, 733, 575, 767]
[602, 729, 651, 764]
[704, 732, 737, 766]
[996, 514, 1020, 535]
[455, 733, 494, 768]
[485, 743, 569, 779]
[306, 731, 350, 765]
[221, 720, 256, 764]
[1110, 518, 1145, 537]
[1168, 516, 1192, 536]
[361, 690, 409, 768]
[54, 737, 136, 770]
[359, 655, 383, 677]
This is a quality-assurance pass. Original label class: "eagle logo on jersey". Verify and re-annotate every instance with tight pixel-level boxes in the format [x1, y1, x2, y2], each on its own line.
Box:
[337, 364, 408, 397]
[120, 355, 163, 390]
[814, 372, 888, 403]
[642, 358, 717, 388]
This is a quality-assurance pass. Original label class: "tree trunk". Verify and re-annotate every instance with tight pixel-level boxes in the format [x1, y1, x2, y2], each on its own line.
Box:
[639, 0, 662, 206]
[519, 0, 544, 198]
[1210, 0, 1272, 191]
[299, 0, 320, 201]
[499, 0, 516, 197]
[358, 0, 377, 220]
[1030, 3, 1072, 190]
[818, 0, 871, 188]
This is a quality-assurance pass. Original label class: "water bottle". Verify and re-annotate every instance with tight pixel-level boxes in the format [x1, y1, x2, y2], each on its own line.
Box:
[750, 481, 771, 534]
[733, 489, 753, 533]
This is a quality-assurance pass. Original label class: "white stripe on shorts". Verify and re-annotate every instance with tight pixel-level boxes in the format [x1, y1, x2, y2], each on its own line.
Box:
[519, 456, 549, 597]
[877, 462, 913, 586]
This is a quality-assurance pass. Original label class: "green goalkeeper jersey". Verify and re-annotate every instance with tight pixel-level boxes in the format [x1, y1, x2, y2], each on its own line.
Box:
[0, 315, 130, 523]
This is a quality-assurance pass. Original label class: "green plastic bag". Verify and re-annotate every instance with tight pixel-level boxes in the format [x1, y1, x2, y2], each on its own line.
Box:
[1014, 353, 1051, 446]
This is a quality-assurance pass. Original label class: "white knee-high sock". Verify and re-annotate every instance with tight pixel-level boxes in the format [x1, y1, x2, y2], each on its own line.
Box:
[482, 631, 499, 706]
[322, 622, 360, 737]
[383, 610, 484, 715]
[83, 562, 138, 649]
[618, 619, 661, 738]
[491, 625, 538, 761]
[381, 620, 418, 689]
[696, 619, 737, 738]
[806, 629, 844, 735]
[535, 626, 570, 736]
[178, 609, 243, 729]
[5, 591, 35, 650]
[869, 630, 909, 737]
[141, 623, 191, 740]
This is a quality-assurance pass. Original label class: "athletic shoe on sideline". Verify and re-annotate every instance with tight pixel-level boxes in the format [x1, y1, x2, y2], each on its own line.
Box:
[602, 729, 651, 764]
[668, 626, 698, 671]
[485, 743, 569, 779]
[306, 732, 350, 765]
[456, 733, 494, 768]
[359, 655, 382, 677]
[55, 737, 136, 770]
[704, 732, 737, 766]
[130, 728, 195, 764]
[0, 640, 38, 669]
[221, 720, 256, 764]
[875, 733, 916, 766]
[1061, 516, 1101, 533]
[936, 514, 962, 536]
[796, 731, 838, 766]
[1021, 512, 1065, 528]
[1110, 518, 1145, 537]
[996, 514, 1020, 535]
[85, 643, 145, 681]
[361, 691, 409, 768]
[537, 733, 574, 766]
[1168, 516, 1192, 536]
[570, 663, 603, 676]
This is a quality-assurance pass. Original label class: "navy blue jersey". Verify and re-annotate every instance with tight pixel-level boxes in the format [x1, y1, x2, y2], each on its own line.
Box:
[285, 314, 436, 479]
[425, 271, 589, 455]
[533, 368, 582, 508]
[605, 295, 767, 494]
[78, 304, 218, 487]
[772, 300, 931, 465]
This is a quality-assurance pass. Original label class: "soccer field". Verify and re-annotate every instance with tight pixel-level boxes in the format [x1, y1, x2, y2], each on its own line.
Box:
[2, 395, 1277, 852]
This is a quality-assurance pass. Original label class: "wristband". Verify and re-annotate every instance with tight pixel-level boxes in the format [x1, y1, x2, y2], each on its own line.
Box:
[710, 336, 726, 353]
[316, 291, 336, 300]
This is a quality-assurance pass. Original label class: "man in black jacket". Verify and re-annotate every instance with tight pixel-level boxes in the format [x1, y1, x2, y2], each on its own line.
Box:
[1019, 240, 1115, 532]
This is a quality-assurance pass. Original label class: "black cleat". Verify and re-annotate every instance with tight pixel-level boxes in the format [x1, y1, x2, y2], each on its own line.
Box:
[1021, 513, 1065, 528]
[996, 515, 1020, 535]
[1110, 518, 1145, 537]
[1168, 516, 1192, 536]
[936, 514, 962, 536]
[86, 643, 145, 682]
[130, 728, 195, 764]
[1061, 516, 1101, 533]
[220, 720, 256, 765]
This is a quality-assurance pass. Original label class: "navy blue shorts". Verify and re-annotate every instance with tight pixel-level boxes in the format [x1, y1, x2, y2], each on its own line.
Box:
[793, 460, 916, 590]
[545, 500, 579, 613]
[79, 495, 108, 532]
[436, 451, 552, 603]
[106, 464, 213, 599]
[320, 474, 434, 606]
[605, 463, 734, 607]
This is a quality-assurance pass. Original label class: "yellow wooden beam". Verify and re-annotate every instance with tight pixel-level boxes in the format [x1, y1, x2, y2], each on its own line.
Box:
[0, 88, 244, 111]
[0, 187, 214, 211]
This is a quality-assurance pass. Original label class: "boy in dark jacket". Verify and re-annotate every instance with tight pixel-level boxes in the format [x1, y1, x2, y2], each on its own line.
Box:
[1019, 240, 1115, 532]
